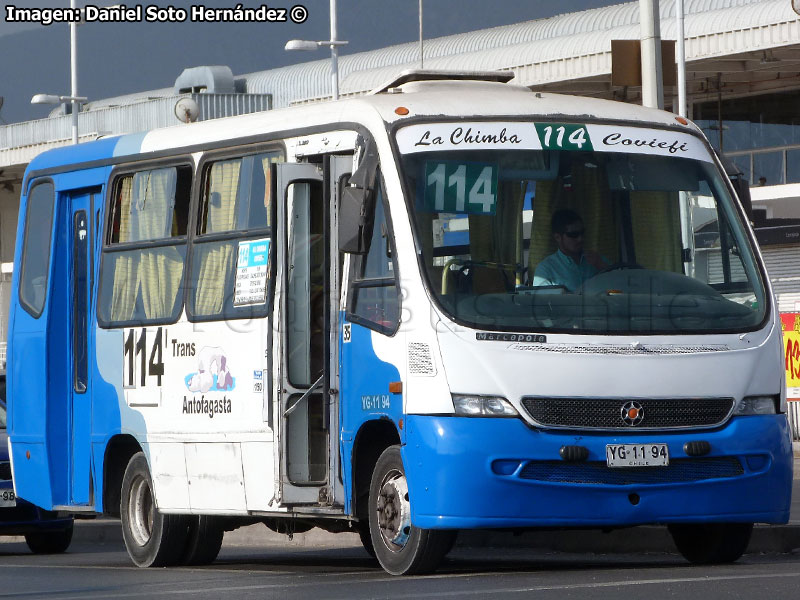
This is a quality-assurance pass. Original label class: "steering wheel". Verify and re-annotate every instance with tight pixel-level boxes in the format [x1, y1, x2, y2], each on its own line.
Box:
[596, 262, 644, 275]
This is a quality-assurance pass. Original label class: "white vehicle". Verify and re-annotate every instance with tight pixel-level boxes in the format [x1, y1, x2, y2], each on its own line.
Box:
[7, 71, 792, 575]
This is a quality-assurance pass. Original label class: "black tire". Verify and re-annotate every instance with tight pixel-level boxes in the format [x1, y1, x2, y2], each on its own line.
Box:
[181, 516, 224, 565]
[368, 446, 456, 575]
[668, 522, 753, 564]
[24, 523, 73, 554]
[357, 521, 376, 558]
[120, 452, 189, 567]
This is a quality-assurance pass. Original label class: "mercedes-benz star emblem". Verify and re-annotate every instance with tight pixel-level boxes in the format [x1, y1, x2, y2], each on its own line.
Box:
[620, 401, 644, 426]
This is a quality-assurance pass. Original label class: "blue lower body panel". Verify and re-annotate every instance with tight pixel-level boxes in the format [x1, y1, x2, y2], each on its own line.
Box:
[403, 414, 793, 529]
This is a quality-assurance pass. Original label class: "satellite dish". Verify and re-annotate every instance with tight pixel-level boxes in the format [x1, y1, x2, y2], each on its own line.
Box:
[794, 0, 800, 16]
[174, 97, 199, 123]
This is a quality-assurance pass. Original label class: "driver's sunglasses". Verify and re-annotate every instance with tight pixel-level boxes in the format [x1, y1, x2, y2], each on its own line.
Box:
[561, 229, 585, 239]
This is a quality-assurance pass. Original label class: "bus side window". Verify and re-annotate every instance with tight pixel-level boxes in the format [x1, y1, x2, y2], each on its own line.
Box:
[188, 151, 282, 321]
[18, 181, 55, 318]
[98, 165, 192, 326]
[347, 174, 400, 334]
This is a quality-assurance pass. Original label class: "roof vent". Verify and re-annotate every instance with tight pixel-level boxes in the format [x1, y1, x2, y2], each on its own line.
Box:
[174, 65, 235, 94]
[369, 69, 514, 95]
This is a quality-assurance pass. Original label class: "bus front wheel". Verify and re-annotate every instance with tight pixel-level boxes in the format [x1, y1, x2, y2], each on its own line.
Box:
[368, 446, 455, 575]
[120, 452, 189, 567]
[668, 522, 753, 564]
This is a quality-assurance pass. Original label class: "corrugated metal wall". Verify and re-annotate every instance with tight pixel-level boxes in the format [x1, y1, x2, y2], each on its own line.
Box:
[762, 245, 800, 312]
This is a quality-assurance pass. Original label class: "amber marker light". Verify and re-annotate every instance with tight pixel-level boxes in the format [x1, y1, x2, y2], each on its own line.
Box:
[675, 116, 689, 125]
[395, 106, 410, 116]
[389, 381, 403, 394]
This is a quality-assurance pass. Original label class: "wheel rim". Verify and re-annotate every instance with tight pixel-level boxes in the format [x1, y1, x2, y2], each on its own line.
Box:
[375, 468, 411, 552]
[127, 474, 154, 547]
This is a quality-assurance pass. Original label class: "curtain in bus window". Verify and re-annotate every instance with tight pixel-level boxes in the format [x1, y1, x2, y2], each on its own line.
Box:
[109, 252, 138, 322]
[527, 179, 556, 277]
[116, 176, 133, 243]
[110, 177, 137, 322]
[194, 160, 240, 316]
[194, 241, 235, 316]
[130, 168, 177, 240]
[207, 160, 241, 232]
[630, 191, 682, 272]
[467, 180, 524, 293]
[134, 169, 181, 320]
[140, 248, 183, 319]
[261, 155, 274, 227]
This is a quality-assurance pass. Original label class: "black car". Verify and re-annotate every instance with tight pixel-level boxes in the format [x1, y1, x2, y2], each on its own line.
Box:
[0, 396, 74, 553]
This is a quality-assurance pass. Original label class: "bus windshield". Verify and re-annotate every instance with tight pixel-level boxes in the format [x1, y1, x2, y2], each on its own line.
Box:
[397, 126, 767, 334]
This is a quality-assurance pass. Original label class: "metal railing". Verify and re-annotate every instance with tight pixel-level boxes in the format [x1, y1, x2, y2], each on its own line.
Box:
[726, 144, 800, 186]
[1, 93, 272, 154]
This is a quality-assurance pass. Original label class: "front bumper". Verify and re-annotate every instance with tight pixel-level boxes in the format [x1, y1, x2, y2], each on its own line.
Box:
[403, 414, 793, 529]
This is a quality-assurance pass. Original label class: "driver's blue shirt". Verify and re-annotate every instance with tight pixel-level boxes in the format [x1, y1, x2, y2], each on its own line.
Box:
[532, 250, 599, 292]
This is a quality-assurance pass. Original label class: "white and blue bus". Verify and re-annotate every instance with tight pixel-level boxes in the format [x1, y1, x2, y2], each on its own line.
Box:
[6, 71, 792, 574]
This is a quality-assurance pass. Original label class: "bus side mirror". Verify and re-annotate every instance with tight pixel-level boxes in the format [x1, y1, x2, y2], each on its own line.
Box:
[339, 136, 379, 254]
[339, 186, 376, 254]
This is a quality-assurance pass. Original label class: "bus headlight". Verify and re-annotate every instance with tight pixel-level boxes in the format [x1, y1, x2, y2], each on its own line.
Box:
[452, 395, 519, 417]
[734, 395, 779, 415]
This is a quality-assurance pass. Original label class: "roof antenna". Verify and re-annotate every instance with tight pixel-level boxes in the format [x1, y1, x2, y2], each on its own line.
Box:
[418, 0, 424, 69]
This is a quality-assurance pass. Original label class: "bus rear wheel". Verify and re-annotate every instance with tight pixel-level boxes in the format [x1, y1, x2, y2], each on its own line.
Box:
[24, 523, 73, 554]
[668, 522, 753, 564]
[181, 516, 224, 565]
[120, 452, 189, 567]
[368, 446, 455, 575]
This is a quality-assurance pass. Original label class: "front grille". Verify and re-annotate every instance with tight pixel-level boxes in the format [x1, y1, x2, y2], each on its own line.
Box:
[0, 461, 11, 481]
[518, 457, 744, 485]
[521, 397, 734, 430]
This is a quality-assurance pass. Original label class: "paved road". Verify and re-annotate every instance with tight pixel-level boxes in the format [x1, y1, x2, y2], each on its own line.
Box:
[1, 457, 797, 599]
[1, 539, 799, 599]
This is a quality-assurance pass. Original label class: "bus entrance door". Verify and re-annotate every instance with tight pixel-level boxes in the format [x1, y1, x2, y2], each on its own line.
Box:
[60, 189, 97, 507]
[276, 163, 330, 505]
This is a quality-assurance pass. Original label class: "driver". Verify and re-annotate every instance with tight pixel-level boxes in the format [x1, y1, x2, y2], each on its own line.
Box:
[531, 209, 608, 292]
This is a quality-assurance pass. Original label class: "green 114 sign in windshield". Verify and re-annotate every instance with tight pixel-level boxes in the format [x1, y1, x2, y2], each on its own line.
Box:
[423, 160, 498, 215]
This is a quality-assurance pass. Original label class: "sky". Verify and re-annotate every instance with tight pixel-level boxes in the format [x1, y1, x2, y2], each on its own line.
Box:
[0, 1, 625, 125]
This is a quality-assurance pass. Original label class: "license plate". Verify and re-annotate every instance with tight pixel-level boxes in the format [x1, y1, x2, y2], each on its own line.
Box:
[606, 443, 669, 467]
[0, 489, 16, 507]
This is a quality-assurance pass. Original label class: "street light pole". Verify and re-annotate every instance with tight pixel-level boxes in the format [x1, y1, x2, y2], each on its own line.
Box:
[676, 0, 687, 117]
[330, 0, 339, 100]
[70, 0, 79, 144]
[639, 0, 664, 110]
[285, 1, 348, 101]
